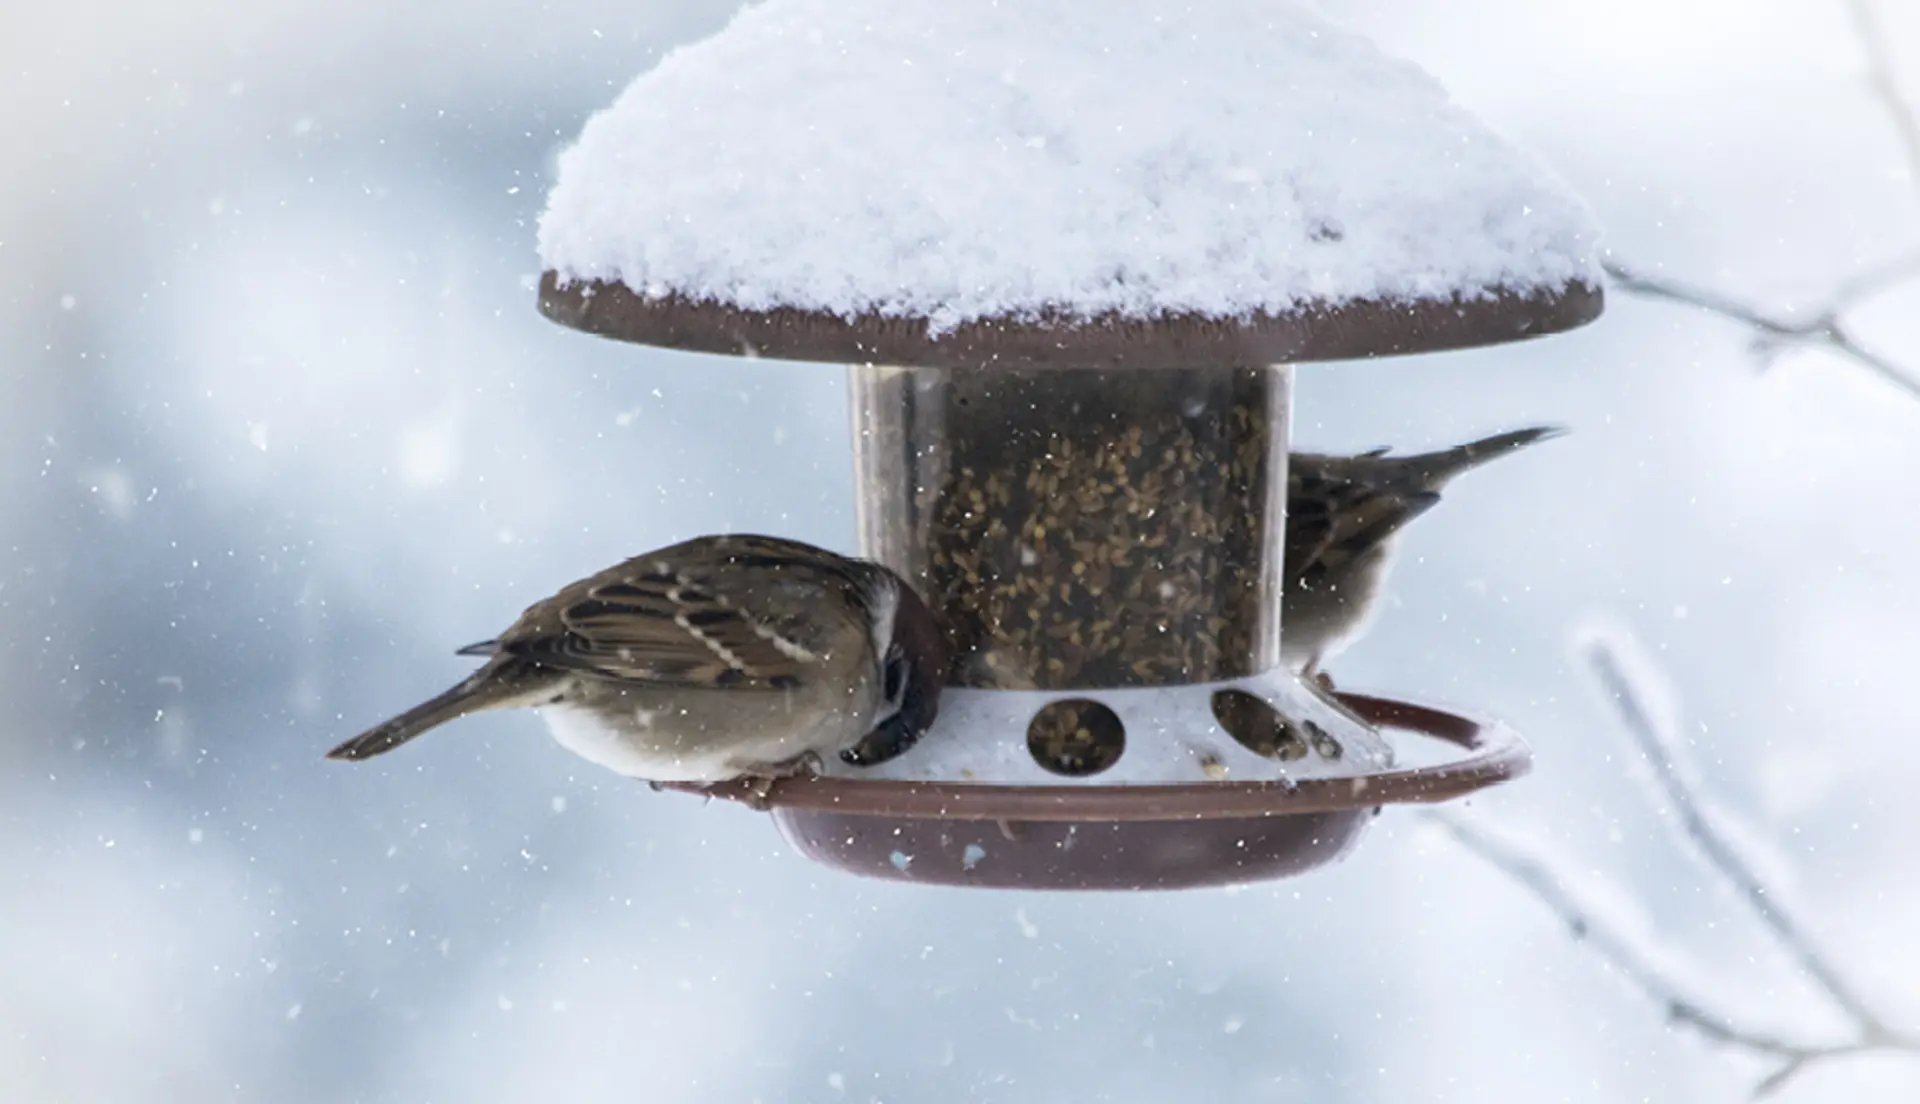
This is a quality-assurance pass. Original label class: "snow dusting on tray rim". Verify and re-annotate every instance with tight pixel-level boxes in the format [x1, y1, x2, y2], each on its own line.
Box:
[537, 0, 1600, 336]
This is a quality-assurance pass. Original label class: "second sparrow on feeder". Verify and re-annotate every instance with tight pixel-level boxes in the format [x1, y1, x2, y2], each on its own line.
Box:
[326, 534, 947, 783]
[1283, 425, 1564, 679]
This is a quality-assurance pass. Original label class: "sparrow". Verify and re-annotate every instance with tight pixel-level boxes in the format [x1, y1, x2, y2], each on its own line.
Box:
[1283, 425, 1564, 676]
[326, 534, 947, 782]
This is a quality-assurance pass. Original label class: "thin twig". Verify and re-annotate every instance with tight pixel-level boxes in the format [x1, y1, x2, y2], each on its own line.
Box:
[1579, 640, 1888, 1035]
[1601, 2, 1920, 405]
[1844, 0, 1920, 203]
[1603, 261, 1920, 401]
[1432, 626, 1920, 1096]
[1427, 811, 1803, 1058]
[1431, 810, 1912, 1098]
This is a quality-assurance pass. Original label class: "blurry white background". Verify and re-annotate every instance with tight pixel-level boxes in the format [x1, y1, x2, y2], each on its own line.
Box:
[3, 1, 1918, 1100]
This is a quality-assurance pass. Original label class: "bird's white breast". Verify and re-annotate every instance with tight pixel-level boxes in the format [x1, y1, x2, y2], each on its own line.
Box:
[536, 681, 882, 783]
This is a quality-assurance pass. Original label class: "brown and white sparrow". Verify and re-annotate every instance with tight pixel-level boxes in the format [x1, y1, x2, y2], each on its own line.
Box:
[326, 534, 947, 782]
[1283, 425, 1564, 675]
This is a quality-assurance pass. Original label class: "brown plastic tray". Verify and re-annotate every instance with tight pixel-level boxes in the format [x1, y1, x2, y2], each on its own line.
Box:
[666, 690, 1528, 890]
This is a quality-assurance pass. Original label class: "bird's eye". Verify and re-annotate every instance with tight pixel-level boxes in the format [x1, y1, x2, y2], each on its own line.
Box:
[883, 649, 908, 704]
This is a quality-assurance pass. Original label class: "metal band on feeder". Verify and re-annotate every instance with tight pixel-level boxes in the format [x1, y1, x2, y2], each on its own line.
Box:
[532, 0, 1605, 888]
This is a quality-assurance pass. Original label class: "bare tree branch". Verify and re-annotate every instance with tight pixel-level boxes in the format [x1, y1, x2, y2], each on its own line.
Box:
[1753, 1054, 1816, 1100]
[1432, 808, 1912, 1098]
[1579, 639, 1885, 1033]
[1433, 629, 1920, 1097]
[1844, 0, 1920, 203]
[1426, 811, 1807, 1059]
[1603, 261, 1920, 401]
[1603, 1, 1920, 404]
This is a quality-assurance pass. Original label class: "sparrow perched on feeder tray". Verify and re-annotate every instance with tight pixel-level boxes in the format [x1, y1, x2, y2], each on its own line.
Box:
[1283, 425, 1564, 679]
[326, 534, 947, 782]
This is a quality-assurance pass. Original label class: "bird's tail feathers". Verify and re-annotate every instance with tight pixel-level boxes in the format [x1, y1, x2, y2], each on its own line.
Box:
[325, 662, 546, 762]
[1402, 425, 1565, 486]
[1317, 490, 1443, 573]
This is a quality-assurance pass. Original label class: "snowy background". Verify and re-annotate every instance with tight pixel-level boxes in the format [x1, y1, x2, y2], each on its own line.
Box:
[4, 0, 1918, 1101]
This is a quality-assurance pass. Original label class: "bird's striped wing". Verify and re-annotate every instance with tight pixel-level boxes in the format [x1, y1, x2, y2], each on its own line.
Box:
[492, 535, 864, 690]
[1286, 463, 1440, 586]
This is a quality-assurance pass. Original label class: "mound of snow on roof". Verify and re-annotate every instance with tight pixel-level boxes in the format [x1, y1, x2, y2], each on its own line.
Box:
[539, 0, 1598, 334]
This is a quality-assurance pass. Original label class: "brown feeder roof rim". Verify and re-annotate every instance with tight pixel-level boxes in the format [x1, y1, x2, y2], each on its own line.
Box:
[669, 690, 1528, 821]
[538, 273, 1603, 368]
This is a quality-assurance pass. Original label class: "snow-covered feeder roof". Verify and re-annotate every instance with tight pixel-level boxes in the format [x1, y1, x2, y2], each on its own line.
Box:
[535, 0, 1602, 368]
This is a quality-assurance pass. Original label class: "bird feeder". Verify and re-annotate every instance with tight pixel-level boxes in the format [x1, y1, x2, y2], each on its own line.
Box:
[531, 0, 1603, 889]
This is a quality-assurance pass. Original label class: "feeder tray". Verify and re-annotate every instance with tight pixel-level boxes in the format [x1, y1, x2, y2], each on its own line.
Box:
[531, 0, 1604, 888]
[666, 690, 1523, 890]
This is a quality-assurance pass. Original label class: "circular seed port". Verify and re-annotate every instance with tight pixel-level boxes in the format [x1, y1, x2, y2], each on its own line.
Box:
[1027, 699, 1126, 777]
[1211, 688, 1308, 761]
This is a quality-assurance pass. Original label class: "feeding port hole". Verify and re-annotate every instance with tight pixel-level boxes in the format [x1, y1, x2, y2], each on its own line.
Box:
[1026, 698, 1127, 777]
